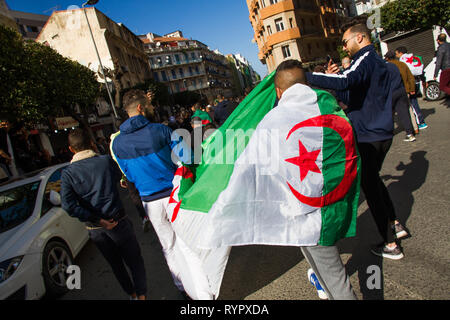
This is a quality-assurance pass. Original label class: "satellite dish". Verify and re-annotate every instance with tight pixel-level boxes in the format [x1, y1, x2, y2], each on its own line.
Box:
[156, 42, 161, 47]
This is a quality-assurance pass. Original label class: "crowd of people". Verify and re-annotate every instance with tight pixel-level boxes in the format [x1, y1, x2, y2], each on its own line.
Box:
[3, 14, 449, 300]
[60, 16, 449, 300]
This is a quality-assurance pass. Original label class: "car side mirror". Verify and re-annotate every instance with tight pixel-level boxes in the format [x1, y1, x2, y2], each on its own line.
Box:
[49, 190, 61, 206]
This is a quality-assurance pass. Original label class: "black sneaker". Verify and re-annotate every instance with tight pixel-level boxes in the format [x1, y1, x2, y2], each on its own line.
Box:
[393, 223, 409, 239]
[371, 243, 404, 260]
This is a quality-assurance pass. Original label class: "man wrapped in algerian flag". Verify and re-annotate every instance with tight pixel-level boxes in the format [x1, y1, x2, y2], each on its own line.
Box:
[166, 60, 360, 300]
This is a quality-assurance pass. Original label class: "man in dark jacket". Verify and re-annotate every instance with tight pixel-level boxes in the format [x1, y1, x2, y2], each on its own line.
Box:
[305, 17, 406, 260]
[213, 95, 238, 126]
[384, 50, 416, 141]
[61, 128, 147, 300]
[435, 33, 450, 105]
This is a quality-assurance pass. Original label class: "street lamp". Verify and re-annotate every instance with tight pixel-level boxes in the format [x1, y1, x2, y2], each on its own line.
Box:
[81, 0, 119, 121]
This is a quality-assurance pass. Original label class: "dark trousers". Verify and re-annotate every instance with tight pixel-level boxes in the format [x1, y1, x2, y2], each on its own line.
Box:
[127, 180, 147, 220]
[393, 88, 414, 135]
[358, 140, 397, 244]
[88, 217, 147, 296]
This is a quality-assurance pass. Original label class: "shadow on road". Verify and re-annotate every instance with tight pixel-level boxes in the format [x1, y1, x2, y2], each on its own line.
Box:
[339, 150, 429, 300]
[218, 245, 303, 300]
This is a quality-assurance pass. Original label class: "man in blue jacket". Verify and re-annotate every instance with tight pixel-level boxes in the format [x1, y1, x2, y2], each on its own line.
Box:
[61, 128, 147, 300]
[111, 89, 191, 296]
[305, 17, 406, 260]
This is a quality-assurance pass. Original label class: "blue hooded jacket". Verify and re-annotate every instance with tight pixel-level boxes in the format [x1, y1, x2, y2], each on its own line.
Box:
[306, 45, 394, 143]
[111, 115, 190, 202]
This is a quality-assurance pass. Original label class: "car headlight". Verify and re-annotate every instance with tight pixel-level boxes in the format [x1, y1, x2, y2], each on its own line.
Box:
[0, 256, 24, 283]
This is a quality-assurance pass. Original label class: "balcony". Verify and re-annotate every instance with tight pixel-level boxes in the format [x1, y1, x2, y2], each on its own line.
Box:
[260, 0, 295, 20]
[158, 71, 206, 83]
[266, 27, 301, 48]
[150, 58, 203, 70]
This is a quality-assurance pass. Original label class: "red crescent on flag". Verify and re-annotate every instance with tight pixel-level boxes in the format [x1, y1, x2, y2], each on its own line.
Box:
[285, 114, 358, 208]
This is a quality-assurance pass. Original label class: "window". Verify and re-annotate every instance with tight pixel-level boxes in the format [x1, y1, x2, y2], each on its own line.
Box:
[175, 54, 180, 63]
[195, 66, 200, 74]
[267, 25, 272, 35]
[171, 69, 177, 79]
[308, 43, 312, 55]
[188, 67, 193, 76]
[282, 45, 291, 58]
[26, 25, 39, 33]
[153, 72, 159, 81]
[191, 52, 196, 60]
[1, 182, 40, 233]
[179, 68, 184, 77]
[161, 71, 167, 81]
[275, 18, 284, 32]
[269, 0, 278, 4]
[289, 18, 293, 29]
[42, 169, 63, 216]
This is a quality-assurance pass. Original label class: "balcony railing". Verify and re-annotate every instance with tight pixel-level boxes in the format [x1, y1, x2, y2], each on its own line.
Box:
[150, 58, 204, 69]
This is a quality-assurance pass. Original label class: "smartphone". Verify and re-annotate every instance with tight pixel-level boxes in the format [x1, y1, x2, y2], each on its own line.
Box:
[326, 55, 333, 64]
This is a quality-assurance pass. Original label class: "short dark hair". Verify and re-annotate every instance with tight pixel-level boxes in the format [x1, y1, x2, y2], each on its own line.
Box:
[122, 89, 148, 112]
[274, 59, 307, 90]
[395, 46, 408, 54]
[68, 128, 92, 152]
[438, 33, 447, 42]
[341, 15, 371, 38]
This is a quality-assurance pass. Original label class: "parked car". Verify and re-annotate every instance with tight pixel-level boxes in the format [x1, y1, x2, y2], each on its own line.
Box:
[0, 164, 89, 300]
[422, 57, 445, 101]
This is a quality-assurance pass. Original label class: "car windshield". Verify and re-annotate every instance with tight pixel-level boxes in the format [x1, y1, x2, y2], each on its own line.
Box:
[0, 181, 40, 233]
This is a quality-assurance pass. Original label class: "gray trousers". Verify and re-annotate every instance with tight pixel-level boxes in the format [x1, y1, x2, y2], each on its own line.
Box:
[300, 245, 357, 300]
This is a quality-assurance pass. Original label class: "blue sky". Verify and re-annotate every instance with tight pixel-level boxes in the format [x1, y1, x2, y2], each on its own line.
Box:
[8, 0, 268, 77]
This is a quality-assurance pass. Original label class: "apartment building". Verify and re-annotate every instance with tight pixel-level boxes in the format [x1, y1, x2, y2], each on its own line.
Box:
[140, 31, 234, 101]
[0, 0, 19, 31]
[226, 53, 261, 96]
[10, 10, 49, 40]
[247, 0, 354, 72]
[37, 7, 151, 89]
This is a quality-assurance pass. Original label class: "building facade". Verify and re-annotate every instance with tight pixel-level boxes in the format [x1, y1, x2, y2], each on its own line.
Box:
[226, 53, 261, 96]
[10, 10, 49, 40]
[37, 7, 151, 89]
[247, 0, 354, 72]
[0, 0, 19, 31]
[140, 31, 234, 101]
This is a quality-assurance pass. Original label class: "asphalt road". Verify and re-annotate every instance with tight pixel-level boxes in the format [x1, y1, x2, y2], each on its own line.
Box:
[61, 98, 450, 300]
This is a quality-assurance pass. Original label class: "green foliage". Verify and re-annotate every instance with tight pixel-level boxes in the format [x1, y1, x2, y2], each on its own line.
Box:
[381, 0, 450, 32]
[126, 78, 171, 106]
[0, 25, 100, 126]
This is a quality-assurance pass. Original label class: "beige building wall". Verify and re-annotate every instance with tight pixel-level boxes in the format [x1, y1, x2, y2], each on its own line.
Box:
[248, 0, 346, 73]
[37, 8, 150, 89]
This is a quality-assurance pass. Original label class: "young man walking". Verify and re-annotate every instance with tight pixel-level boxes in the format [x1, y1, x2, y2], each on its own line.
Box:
[61, 129, 147, 300]
[306, 17, 407, 260]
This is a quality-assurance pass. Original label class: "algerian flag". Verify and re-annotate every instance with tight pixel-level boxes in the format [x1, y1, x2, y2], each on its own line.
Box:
[191, 109, 212, 125]
[166, 72, 360, 298]
[400, 53, 424, 76]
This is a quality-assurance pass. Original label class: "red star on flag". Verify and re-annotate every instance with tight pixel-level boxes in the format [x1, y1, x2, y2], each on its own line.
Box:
[285, 140, 321, 181]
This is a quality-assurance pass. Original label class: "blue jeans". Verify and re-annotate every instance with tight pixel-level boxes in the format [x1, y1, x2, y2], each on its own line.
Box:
[409, 97, 425, 125]
[88, 217, 147, 296]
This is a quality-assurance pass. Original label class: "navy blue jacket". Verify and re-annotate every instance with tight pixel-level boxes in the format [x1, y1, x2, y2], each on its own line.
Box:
[61, 155, 123, 225]
[306, 45, 394, 143]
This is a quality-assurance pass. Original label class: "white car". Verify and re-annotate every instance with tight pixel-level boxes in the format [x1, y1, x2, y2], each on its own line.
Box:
[422, 57, 444, 101]
[0, 164, 89, 300]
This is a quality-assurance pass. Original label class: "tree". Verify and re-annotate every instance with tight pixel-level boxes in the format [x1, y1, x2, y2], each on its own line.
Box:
[0, 25, 100, 128]
[380, 0, 450, 32]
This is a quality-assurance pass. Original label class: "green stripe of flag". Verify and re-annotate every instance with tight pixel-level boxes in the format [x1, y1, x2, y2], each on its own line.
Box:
[180, 72, 277, 213]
